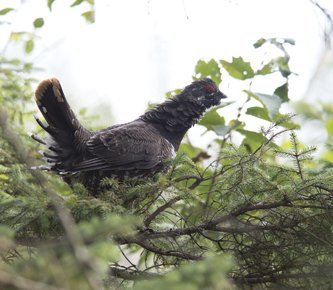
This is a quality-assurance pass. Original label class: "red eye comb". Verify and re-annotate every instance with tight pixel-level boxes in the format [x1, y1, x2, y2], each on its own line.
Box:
[205, 85, 216, 92]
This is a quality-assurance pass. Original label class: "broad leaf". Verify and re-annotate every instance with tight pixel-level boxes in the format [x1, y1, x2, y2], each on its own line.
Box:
[246, 106, 271, 121]
[253, 38, 267, 48]
[274, 56, 291, 77]
[212, 120, 242, 136]
[281, 38, 295, 45]
[199, 107, 225, 131]
[212, 124, 230, 136]
[0, 8, 13, 15]
[178, 143, 202, 157]
[238, 129, 268, 152]
[220, 57, 254, 80]
[81, 10, 95, 23]
[256, 62, 274, 75]
[245, 90, 282, 119]
[270, 37, 296, 47]
[47, 0, 56, 10]
[195, 59, 222, 85]
[165, 89, 181, 99]
[274, 82, 289, 102]
[33, 18, 44, 28]
[71, 0, 84, 7]
[25, 39, 34, 54]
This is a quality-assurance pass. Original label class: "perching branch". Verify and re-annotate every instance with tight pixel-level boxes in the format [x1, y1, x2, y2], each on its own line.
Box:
[109, 266, 161, 281]
[117, 198, 293, 247]
[144, 196, 182, 227]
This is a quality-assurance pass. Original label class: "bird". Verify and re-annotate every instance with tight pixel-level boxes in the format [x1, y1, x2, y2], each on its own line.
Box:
[32, 78, 227, 193]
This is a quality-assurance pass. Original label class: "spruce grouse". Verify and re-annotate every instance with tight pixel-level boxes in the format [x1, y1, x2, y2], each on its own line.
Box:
[32, 78, 227, 191]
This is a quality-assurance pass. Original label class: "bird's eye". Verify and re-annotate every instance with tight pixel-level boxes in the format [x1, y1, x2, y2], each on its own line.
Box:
[205, 85, 216, 93]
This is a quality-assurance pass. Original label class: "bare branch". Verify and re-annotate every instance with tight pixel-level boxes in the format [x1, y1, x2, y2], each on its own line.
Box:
[144, 196, 182, 227]
[231, 198, 291, 216]
[109, 266, 161, 281]
[138, 240, 202, 260]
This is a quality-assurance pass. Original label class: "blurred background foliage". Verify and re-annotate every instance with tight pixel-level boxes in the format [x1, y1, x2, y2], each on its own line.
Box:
[1, 1, 333, 290]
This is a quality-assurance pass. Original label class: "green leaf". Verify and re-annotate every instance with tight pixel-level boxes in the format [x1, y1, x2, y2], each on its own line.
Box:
[229, 119, 244, 130]
[255, 38, 295, 49]
[25, 39, 34, 54]
[165, 89, 181, 99]
[212, 124, 230, 136]
[199, 108, 225, 131]
[282, 38, 295, 45]
[33, 18, 44, 28]
[245, 90, 282, 119]
[178, 143, 202, 157]
[246, 106, 271, 121]
[238, 129, 268, 152]
[325, 118, 333, 135]
[0, 8, 14, 15]
[253, 38, 266, 48]
[71, 0, 84, 7]
[274, 56, 291, 77]
[274, 82, 289, 102]
[256, 62, 274, 75]
[270, 37, 295, 46]
[47, 0, 56, 10]
[195, 59, 222, 85]
[220, 57, 254, 80]
[81, 10, 95, 23]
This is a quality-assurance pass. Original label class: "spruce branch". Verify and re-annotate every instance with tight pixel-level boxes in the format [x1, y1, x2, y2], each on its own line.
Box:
[116, 198, 293, 246]
[143, 196, 183, 227]
[0, 107, 102, 290]
[290, 132, 304, 180]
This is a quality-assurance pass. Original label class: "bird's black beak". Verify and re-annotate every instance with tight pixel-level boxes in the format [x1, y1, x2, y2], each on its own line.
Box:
[216, 90, 227, 100]
[213, 90, 227, 105]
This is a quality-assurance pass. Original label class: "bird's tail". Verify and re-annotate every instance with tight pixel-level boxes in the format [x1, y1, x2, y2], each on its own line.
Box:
[32, 78, 90, 171]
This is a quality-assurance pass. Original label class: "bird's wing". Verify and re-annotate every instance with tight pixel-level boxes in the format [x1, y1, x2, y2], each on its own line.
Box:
[69, 122, 174, 172]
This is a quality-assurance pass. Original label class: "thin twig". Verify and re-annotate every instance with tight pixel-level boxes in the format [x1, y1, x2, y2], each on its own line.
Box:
[144, 196, 182, 227]
[109, 266, 161, 280]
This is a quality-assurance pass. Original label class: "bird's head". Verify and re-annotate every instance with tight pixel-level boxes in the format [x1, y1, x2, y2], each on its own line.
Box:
[140, 78, 227, 135]
[180, 78, 227, 108]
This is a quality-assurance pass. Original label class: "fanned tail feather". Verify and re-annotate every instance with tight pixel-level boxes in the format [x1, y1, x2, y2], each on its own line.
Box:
[32, 78, 91, 172]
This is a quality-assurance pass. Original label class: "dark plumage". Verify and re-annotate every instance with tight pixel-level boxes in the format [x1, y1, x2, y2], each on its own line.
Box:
[32, 78, 227, 191]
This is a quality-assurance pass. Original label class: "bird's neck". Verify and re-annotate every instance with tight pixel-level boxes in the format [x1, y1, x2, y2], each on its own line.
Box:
[140, 96, 206, 150]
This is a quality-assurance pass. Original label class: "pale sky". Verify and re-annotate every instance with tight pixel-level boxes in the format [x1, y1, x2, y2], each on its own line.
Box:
[1, 0, 332, 147]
